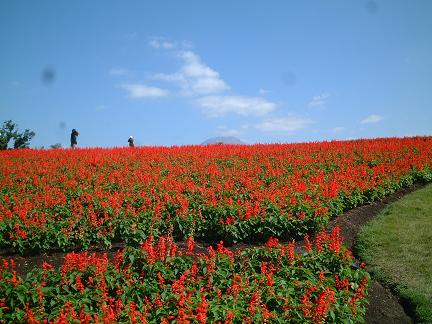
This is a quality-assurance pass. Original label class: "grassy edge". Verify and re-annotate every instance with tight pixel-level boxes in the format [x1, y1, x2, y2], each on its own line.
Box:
[356, 184, 432, 324]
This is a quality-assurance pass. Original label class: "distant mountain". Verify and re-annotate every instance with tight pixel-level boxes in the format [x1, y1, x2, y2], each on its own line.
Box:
[201, 136, 246, 145]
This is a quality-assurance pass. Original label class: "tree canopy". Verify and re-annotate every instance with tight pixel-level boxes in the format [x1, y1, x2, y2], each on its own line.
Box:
[0, 120, 35, 150]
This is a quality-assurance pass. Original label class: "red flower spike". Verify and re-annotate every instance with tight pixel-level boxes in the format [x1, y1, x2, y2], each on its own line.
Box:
[186, 236, 195, 253]
[304, 234, 312, 252]
[266, 237, 279, 248]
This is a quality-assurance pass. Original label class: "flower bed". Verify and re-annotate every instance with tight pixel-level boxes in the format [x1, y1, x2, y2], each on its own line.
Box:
[0, 228, 369, 323]
[1, 137, 431, 253]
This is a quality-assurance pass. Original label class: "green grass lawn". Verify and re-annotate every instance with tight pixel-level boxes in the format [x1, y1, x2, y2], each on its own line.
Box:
[356, 184, 432, 323]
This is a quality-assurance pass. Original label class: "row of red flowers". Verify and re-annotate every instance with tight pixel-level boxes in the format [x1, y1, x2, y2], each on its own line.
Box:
[0, 227, 370, 323]
[1, 137, 431, 252]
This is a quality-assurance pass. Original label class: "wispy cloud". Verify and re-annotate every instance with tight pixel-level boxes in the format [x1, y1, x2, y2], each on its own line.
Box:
[332, 127, 344, 133]
[308, 93, 330, 107]
[180, 40, 194, 49]
[256, 116, 313, 133]
[259, 88, 270, 95]
[154, 51, 229, 96]
[361, 114, 383, 124]
[149, 39, 176, 49]
[96, 104, 107, 111]
[120, 83, 170, 98]
[217, 125, 248, 138]
[153, 73, 183, 82]
[109, 68, 129, 76]
[124, 32, 138, 41]
[149, 37, 193, 50]
[196, 95, 276, 117]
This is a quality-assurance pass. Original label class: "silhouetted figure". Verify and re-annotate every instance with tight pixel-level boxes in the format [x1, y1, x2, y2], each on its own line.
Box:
[128, 136, 134, 147]
[70, 129, 79, 148]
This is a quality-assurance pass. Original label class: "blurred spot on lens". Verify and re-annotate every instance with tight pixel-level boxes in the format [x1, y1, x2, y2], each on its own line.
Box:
[365, 0, 378, 14]
[281, 71, 297, 86]
[42, 67, 56, 84]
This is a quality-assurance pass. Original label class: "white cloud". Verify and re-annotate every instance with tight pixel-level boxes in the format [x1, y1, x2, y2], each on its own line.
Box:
[120, 83, 170, 98]
[109, 68, 128, 76]
[147, 40, 281, 120]
[196, 95, 276, 117]
[179, 51, 218, 78]
[309, 93, 330, 107]
[217, 125, 248, 137]
[191, 77, 228, 95]
[361, 114, 383, 124]
[153, 50, 229, 96]
[256, 116, 313, 133]
[332, 127, 344, 133]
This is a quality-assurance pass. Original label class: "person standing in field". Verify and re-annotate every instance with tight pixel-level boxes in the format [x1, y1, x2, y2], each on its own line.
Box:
[70, 129, 79, 148]
[128, 136, 135, 147]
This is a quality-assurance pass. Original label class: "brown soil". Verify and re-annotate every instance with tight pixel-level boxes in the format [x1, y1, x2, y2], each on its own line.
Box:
[3, 184, 424, 323]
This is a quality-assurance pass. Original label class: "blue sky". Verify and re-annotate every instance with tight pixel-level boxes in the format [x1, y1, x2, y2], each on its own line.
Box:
[1, 1, 431, 148]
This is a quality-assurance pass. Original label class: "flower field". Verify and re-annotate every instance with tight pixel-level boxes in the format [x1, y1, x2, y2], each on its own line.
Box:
[1, 230, 369, 323]
[1, 137, 432, 323]
[1, 137, 431, 252]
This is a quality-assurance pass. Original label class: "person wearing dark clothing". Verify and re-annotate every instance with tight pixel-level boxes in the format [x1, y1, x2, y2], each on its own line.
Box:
[128, 136, 135, 147]
[70, 129, 79, 148]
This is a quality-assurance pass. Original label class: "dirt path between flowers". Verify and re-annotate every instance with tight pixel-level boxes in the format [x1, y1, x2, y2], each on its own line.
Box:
[3, 184, 424, 323]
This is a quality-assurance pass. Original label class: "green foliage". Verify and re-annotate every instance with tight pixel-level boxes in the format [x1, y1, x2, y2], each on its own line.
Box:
[0, 120, 35, 150]
[50, 143, 62, 149]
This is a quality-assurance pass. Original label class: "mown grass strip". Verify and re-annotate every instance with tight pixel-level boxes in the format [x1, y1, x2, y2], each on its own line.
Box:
[356, 183, 432, 323]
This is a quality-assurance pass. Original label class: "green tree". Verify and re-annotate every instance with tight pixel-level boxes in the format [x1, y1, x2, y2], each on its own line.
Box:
[0, 120, 16, 150]
[50, 143, 62, 149]
[0, 120, 35, 150]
